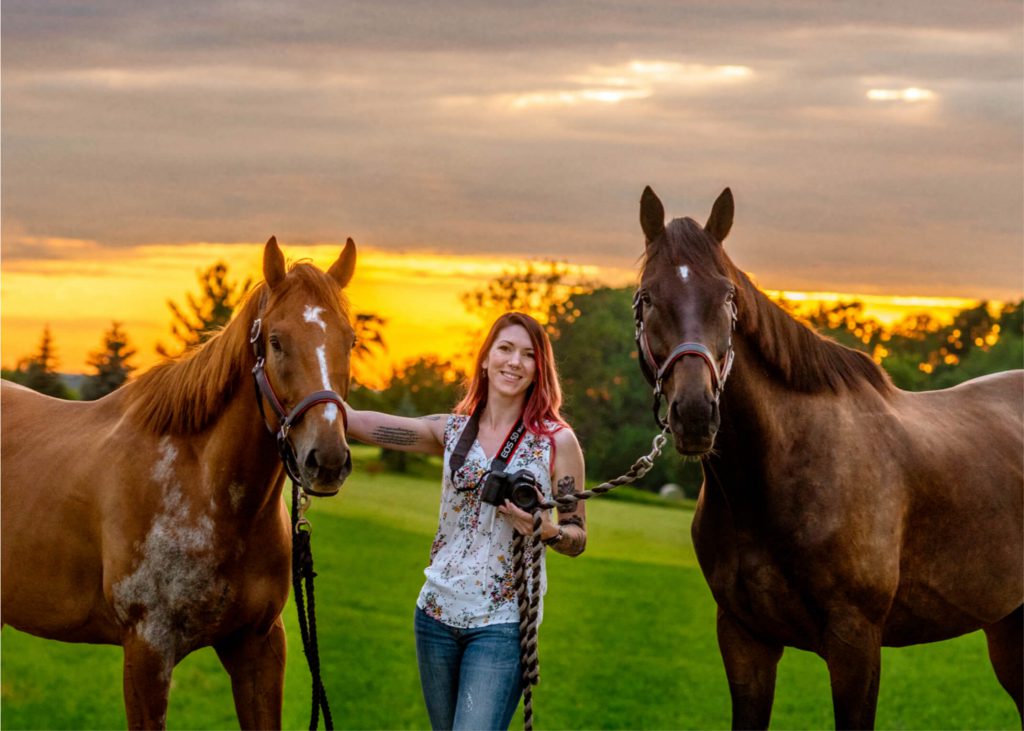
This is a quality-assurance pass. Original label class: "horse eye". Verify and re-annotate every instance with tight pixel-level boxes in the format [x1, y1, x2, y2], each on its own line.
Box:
[269, 335, 283, 353]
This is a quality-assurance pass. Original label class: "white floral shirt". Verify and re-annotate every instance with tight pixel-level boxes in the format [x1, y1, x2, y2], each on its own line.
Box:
[416, 414, 557, 628]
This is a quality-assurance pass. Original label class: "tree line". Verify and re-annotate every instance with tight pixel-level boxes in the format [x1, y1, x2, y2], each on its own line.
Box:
[5, 259, 1021, 497]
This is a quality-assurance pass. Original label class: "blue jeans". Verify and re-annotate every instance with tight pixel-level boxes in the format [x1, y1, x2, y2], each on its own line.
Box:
[414, 607, 523, 730]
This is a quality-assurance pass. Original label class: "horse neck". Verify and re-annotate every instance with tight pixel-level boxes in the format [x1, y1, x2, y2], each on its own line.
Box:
[703, 334, 822, 506]
[202, 379, 289, 518]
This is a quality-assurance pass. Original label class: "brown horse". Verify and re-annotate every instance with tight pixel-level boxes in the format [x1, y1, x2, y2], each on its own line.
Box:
[635, 187, 1023, 729]
[1, 237, 357, 729]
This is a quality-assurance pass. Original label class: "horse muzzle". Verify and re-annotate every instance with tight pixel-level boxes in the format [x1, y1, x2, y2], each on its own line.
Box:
[298, 444, 352, 497]
[668, 392, 720, 456]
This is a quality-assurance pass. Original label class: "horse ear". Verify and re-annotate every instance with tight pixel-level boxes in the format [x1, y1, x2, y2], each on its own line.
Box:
[264, 236, 286, 289]
[640, 186, 666, 244]
[328, 237, 357, 289]
[705, 188, 734, 243]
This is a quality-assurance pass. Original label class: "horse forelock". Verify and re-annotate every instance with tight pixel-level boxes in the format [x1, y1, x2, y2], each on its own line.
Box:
[643, 217, 893, 396]
[127, 262, 352, 436]
[641, 217, 727, 277]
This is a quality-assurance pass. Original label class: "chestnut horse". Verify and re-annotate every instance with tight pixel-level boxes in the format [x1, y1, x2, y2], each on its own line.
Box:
[634, 187, 1023, 729]
[1, 237, 357, 729]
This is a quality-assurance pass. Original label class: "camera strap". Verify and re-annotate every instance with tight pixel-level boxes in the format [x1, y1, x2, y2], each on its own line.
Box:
[490, 418, 528, 474]
[448, 403, 528, 475]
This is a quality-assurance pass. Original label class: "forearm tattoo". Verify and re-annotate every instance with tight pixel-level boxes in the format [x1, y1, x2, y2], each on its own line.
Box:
[555, 475, 579, 514]
[558, 515, 584, 529]
[419, 415, 443, 422]
[554, 516, 586, 557]
[371, 426, 418, 447]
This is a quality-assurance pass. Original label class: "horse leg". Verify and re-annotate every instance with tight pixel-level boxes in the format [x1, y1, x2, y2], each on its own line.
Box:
[983, 604, 1023, 720]
[214, 617, 287, 730]
[122, 632, 174, 730]
[717, 608, 784, 730]
[823, 611, 882, 730]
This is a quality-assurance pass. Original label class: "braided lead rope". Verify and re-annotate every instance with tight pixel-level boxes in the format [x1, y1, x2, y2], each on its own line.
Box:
[513, 427, 671, 730]
[540, 428, 669, 512]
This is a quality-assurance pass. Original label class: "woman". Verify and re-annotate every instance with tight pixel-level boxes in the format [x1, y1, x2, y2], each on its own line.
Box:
[344, 312, 586, 731]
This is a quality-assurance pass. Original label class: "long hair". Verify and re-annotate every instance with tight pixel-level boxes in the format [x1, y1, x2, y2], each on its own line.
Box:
[455, 312, 568, 436]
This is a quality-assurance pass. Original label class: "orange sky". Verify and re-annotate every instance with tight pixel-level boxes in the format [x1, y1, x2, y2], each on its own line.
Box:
[1, 242, 984, 389]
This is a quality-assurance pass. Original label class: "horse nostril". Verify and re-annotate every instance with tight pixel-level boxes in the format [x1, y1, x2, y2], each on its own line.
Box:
[305, 449, 320, 471]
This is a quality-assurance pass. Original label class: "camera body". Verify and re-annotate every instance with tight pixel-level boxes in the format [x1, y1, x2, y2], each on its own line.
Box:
[480, 468, 541, 511]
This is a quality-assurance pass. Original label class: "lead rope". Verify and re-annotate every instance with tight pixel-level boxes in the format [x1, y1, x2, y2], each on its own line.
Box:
[291, 481, 334, 731]
[513, 428, 669, 730]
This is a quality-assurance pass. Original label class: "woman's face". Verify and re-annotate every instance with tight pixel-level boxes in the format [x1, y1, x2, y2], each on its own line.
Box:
[482, 324, 537, 400]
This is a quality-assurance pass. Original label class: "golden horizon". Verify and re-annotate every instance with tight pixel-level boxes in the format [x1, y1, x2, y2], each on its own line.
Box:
[2, 243, 1015, 386]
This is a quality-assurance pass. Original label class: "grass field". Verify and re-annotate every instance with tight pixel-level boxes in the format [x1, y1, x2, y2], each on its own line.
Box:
[1, 448, 1018, 730]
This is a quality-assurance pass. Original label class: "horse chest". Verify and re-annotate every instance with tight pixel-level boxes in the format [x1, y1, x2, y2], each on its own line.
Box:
[693, 502, 821, 649]
[109, 484, 285, 658]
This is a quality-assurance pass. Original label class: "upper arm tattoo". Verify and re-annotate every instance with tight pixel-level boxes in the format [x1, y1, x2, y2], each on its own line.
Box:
[555, 475, 579, 514]
[371, 425, 419, 447]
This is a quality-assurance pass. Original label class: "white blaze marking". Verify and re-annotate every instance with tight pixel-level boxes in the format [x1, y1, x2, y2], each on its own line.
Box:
[316, 345, 339, 423]
[304, 305, 327, 331]
[678, 265, 690, 283]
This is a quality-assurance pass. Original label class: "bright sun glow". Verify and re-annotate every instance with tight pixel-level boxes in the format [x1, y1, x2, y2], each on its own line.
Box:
[1, 243, 615, 388]
[2, 240, 994, 391]
[503, 59, 753, 110]
[866, 87, 935, 103]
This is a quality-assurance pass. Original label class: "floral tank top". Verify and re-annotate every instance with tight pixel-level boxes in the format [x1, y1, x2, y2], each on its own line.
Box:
[416, 414, 557, 628]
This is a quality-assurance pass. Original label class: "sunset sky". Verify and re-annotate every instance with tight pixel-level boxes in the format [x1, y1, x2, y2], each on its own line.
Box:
[2, 1, 1021, 378]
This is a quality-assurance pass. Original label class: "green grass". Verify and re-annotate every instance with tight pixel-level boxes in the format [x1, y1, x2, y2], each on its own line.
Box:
[2, 452, 1018, 729]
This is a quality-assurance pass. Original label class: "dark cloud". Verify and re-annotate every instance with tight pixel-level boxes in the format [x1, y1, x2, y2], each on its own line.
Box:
[2, 0, 1021, 297]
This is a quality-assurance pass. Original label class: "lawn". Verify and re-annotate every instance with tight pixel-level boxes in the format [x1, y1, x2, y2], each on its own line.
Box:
[1, 448, 1018, 729]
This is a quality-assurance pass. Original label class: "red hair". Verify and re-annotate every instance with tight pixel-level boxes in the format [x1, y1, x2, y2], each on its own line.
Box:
[455, 312, 568, 436]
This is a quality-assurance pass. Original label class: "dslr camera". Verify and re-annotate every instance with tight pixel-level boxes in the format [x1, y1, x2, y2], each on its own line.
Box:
[480, 468, 541, 512]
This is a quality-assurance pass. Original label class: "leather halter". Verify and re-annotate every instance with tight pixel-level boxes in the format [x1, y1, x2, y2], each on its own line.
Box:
[250, 316, 348, 495]
[633, 289, 736, 429]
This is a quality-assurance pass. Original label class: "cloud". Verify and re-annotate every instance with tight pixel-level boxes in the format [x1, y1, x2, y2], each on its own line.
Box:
[2, 0, 1021, 298]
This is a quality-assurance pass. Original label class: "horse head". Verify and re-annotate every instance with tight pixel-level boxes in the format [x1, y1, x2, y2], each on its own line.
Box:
[254, 236, 357, 496]
[636, 186, 738, 456]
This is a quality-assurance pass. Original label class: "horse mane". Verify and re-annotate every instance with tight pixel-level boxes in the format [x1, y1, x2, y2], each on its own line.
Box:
[644, 218, 893, 395]
[126, 262, 350, 435]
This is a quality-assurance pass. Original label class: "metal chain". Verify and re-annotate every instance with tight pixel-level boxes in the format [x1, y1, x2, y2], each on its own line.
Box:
[514, 427, 670, 730]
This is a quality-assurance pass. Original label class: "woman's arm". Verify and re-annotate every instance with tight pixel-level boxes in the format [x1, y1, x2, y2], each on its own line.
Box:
[344, 405, 447, 456]
[499, 427, 587, 556]
[546, 427, 587, 557]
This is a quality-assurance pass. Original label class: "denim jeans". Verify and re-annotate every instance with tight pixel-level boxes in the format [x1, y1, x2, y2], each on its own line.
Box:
[414, 606, 523, 731]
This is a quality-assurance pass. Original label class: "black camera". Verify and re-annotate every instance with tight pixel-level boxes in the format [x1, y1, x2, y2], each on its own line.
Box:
[480, 468, 541, 511]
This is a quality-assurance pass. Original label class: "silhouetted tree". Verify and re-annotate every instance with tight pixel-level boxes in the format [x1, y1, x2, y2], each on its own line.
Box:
[81, 322, 137, 400]
[157, 262, 252, 357]
[7, 326, 72, 399]
[351, 312, 389, 386]
[460, 260, 595, 338]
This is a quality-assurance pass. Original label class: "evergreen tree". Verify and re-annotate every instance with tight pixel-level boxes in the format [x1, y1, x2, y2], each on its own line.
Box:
[81, 322, 137, 400]
[9, 326, 72, 399]
[157, 262, 253, 357]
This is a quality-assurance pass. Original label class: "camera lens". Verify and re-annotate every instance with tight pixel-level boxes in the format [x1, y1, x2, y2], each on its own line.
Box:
[510, 483, 538, 511]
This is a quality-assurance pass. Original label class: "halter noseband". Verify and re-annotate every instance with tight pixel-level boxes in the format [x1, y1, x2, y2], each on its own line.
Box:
[633, 289, 736, 429]
[250, 316, 348, 495]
